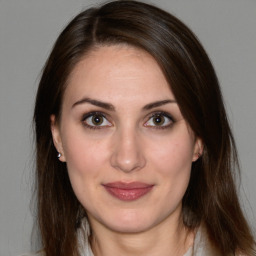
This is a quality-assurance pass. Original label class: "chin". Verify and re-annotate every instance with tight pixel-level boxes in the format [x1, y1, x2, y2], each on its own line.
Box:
[97, 209, 161, 234]
[107, 221, 154, 234]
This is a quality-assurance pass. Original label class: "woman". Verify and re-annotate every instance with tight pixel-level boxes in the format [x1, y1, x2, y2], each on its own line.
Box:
[31, 0, 255, 255]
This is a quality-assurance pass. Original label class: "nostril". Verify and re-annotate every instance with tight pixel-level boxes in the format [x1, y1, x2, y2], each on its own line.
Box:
[110, 144, 146, 173]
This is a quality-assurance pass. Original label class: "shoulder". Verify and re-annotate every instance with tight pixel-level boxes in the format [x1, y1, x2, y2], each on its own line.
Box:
[193, 224, 253, 256]
[193, 224, 221, 256]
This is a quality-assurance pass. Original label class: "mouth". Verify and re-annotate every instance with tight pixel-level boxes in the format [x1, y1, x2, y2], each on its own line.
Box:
[102, 182, 154, 201]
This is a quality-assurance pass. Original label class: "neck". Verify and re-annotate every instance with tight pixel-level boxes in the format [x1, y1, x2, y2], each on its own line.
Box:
[89, 214, 194, 256]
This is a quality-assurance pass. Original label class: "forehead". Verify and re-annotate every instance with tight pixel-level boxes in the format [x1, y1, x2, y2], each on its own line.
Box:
[63, 45, 175, 106]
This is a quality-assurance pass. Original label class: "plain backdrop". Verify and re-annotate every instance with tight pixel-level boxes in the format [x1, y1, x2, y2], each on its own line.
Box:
[1, 0, 255, 255]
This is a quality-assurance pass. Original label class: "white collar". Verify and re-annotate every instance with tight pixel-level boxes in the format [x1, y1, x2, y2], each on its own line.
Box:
[77, 220, 220, 256]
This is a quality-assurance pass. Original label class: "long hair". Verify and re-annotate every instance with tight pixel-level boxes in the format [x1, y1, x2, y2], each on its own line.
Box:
[34, 1, 255, 255]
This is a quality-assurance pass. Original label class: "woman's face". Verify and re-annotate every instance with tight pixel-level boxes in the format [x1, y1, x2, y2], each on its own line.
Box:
[51, 45, 201, 234]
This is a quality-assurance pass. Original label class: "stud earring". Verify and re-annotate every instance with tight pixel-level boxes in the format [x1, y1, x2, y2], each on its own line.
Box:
[57, 152, 62, 159]
[197, 152, 201, 158]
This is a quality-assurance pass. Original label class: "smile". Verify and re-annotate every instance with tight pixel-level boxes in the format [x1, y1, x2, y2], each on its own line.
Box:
[103, 182, 154, 201]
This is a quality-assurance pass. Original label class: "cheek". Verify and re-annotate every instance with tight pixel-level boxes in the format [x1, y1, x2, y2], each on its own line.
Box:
[147, 127, 195, 194]
[61, 128, 109, 188]
[149, 132, 195, 173]
[62, 133, 109, 208]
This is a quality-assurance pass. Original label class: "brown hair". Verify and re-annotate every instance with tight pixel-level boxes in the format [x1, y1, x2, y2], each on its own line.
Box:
[34, 1, 255, 255]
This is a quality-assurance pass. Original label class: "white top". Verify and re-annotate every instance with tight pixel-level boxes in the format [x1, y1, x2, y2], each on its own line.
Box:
[20, 222, 221, 256]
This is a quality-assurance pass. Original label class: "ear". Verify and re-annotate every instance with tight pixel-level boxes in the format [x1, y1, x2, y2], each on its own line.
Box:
[192, 137, 203, 162]
[50, 115, 66, 162]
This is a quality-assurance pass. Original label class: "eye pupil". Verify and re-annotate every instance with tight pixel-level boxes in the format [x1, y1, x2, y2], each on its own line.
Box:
[153, 115, 164, 125]
[92, 115, 103, 125]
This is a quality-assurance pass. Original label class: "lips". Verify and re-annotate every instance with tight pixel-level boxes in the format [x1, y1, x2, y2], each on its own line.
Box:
[103, 182, 154, 201]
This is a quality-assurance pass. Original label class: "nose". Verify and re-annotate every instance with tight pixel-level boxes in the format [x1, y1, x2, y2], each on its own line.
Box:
[110, 129, 146, 173]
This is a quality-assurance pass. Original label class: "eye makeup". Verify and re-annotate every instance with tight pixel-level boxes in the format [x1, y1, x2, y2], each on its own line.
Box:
[80, 110, 175, 131]
[144, 111, 175, 130]
[81, 111, 112, 130]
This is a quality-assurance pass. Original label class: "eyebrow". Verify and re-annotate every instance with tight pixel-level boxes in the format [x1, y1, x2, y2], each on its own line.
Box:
[72, 97, 115, 111]
[142, 99, 177, 110]
[72, 97, 176, 111]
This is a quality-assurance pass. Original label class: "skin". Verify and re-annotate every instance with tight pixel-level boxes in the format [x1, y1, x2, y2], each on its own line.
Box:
[51, 45, 202, 256]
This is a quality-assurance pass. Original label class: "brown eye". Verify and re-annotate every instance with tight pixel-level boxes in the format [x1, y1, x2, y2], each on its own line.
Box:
[82, 112, 112, 128]
[144, 112, 173, 129]
[152, 115, 165, 126]
[91, 114, 104, 125]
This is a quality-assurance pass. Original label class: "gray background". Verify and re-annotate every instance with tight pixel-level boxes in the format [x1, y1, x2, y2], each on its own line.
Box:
[1, 0, 255, 255]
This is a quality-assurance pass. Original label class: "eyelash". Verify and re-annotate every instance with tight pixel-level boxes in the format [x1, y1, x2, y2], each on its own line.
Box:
[81, 111, 111, 130]
[144, 111, 174, 130]
[81, 111, 174, 130]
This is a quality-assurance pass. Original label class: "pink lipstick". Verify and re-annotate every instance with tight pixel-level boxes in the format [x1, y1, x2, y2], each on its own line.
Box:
[103, 182, 154, 201]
